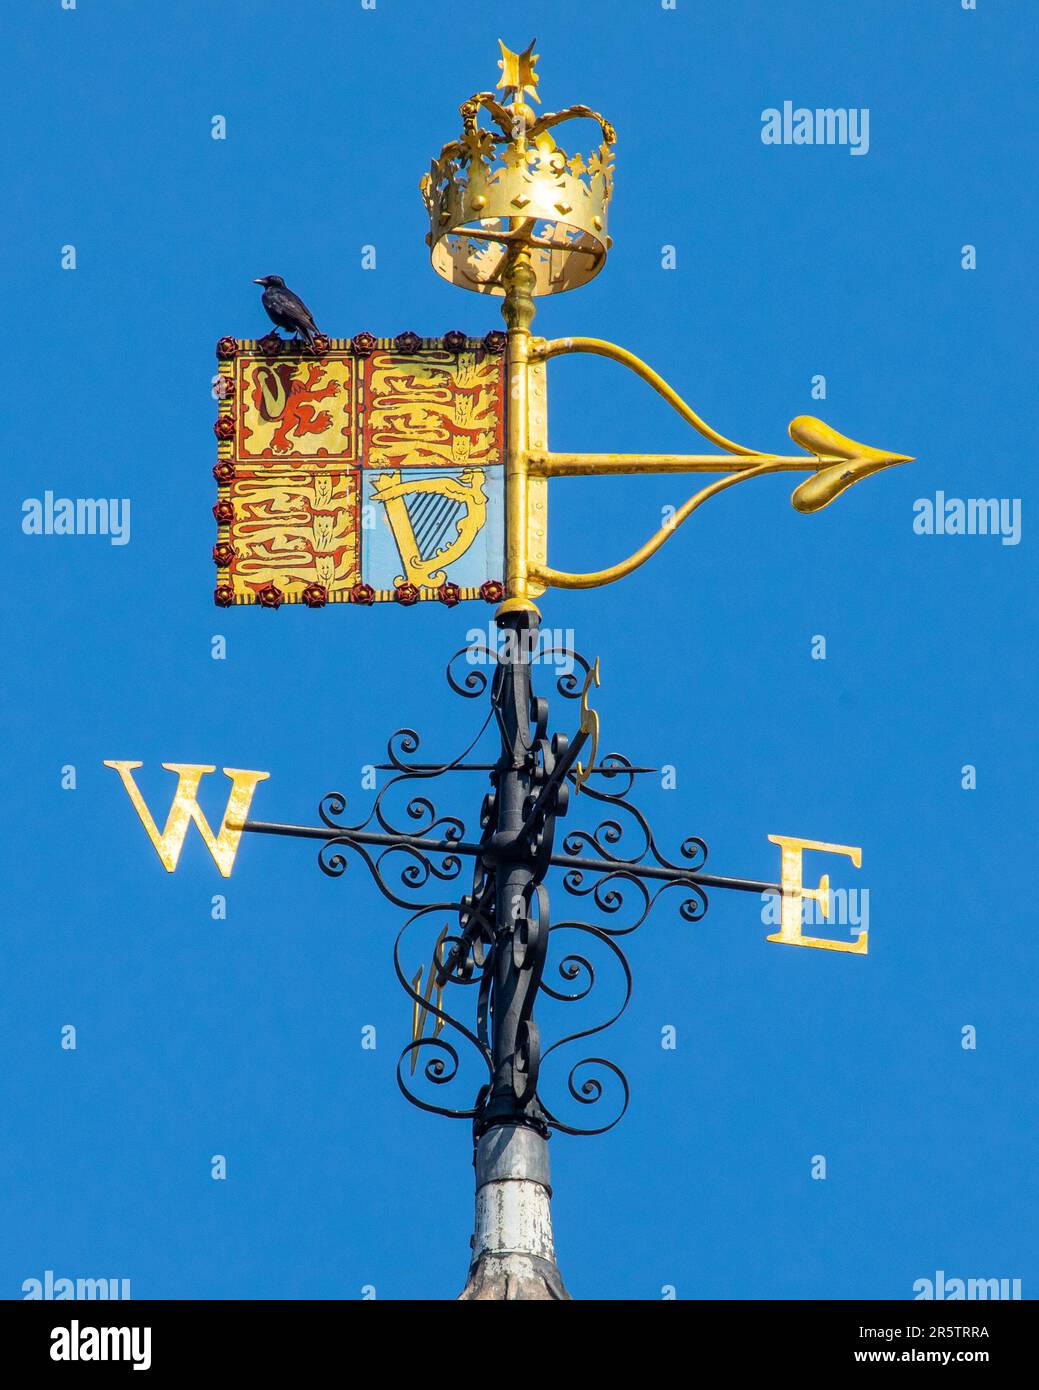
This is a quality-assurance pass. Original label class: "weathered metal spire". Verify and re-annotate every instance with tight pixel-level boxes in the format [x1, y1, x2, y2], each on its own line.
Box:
[460, 1125, 568, 1300]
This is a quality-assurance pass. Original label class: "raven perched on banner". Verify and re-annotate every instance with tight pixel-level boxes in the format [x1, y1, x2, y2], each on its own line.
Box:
[253, 275, 321, 348]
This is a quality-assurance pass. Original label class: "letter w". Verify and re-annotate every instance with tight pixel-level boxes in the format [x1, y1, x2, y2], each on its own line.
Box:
[104, 761, 269, 877]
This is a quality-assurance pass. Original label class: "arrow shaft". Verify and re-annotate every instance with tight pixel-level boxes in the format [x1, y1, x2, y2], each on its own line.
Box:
[529, 451, 826, 478]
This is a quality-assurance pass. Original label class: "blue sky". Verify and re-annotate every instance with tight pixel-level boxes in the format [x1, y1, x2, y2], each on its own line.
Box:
[3, 0, 1036, 1300]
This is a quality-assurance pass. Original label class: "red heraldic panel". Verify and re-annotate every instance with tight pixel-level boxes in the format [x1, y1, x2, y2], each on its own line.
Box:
[213, 333, 507, 608]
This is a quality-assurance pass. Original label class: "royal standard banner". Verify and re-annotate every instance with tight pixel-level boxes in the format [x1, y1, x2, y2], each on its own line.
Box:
[213, 331, 507, 608]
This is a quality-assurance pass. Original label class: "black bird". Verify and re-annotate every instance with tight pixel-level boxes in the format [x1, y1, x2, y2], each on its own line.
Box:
[254, 275, 321, 348]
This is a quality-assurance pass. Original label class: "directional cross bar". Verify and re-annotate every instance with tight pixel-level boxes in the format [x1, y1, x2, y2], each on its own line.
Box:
[239, 817, 783, 897]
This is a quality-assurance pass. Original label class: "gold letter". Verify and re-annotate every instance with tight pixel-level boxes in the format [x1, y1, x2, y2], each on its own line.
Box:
[573, 658, 601, 793]
[410, 927, 449, 1073]
[766, 834, 866, 954]
[103, 761, 269, 878]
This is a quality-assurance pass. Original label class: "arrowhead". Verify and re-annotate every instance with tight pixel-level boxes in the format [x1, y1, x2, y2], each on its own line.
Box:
[787, 416, 914, 513]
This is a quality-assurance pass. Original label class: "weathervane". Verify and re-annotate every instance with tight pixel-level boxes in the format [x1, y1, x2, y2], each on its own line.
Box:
[107, 42, 912, 1299]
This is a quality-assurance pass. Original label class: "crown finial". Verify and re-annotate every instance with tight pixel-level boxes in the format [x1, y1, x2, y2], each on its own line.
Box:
[497, 39, 540, 106]
[420, 42, 616, 298]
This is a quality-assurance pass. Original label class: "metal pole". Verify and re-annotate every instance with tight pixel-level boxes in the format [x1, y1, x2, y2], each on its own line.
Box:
[459, 608, 570, 1300]
[459, 247, 570, 1299]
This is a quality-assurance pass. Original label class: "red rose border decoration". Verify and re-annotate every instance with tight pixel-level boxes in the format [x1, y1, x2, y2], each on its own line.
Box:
[257, 582, 284, 609]
[301, 583, 328, 609]
[394, 582, 420, 606]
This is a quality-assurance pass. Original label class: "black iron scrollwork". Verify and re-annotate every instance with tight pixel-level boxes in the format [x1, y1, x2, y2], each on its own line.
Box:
[248, 629, 722, 1137]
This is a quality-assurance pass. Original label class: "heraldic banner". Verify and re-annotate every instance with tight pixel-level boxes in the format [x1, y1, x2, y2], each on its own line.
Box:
[212, 332, 507, 609]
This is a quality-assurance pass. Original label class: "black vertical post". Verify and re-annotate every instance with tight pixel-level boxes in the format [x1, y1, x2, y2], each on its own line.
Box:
[460, 608, 569, 1299]
[478, 607, 550, 1138]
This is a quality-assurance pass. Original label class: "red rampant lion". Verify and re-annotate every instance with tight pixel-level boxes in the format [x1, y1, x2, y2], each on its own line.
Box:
[250, 361, 341, 455]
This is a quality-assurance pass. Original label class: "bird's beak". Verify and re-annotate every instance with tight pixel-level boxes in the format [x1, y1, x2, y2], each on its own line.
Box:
[253, 278, 265, 285]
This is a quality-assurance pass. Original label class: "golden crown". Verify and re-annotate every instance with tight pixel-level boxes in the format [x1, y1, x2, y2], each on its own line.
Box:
[421, 40, 616, 297]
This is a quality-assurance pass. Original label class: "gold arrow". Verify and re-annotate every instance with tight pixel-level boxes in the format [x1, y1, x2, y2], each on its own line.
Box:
[514, 336, 915, 598]
[788, 416, 914, 514]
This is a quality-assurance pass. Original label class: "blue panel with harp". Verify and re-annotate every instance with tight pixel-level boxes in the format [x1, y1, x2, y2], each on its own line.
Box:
[362, 466, 504, 600]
